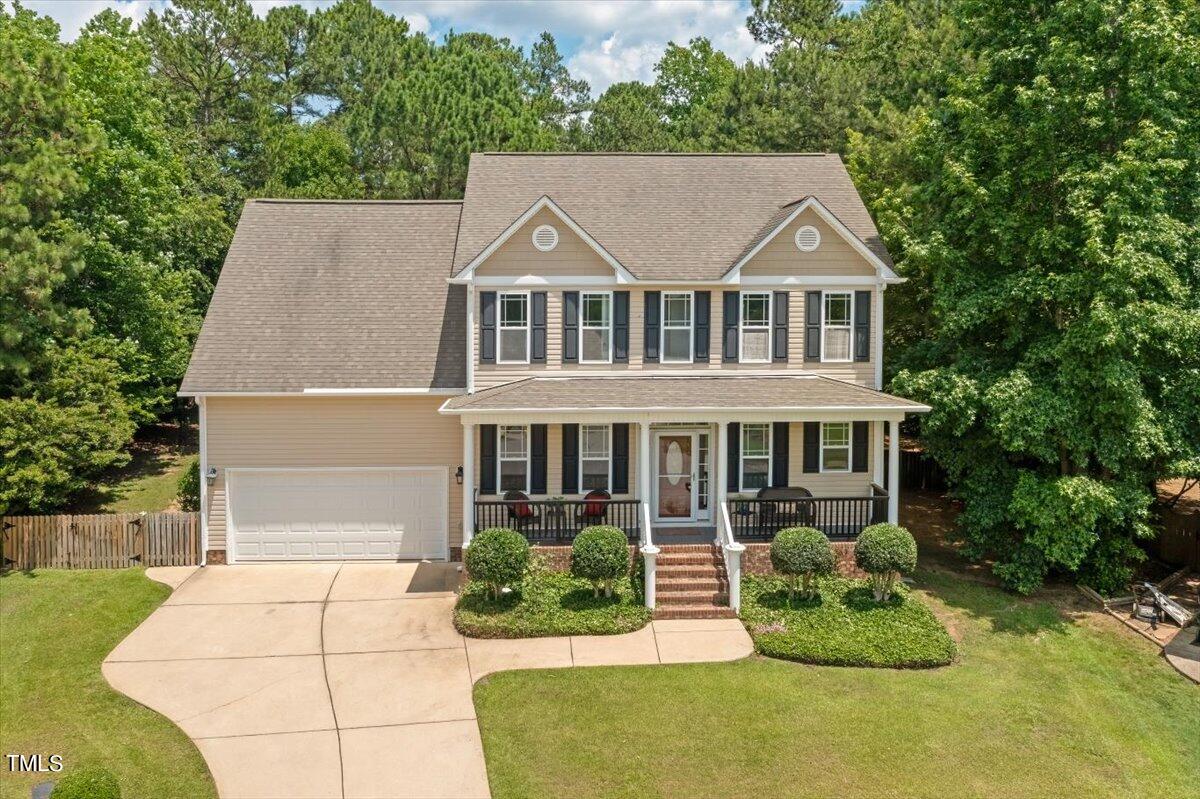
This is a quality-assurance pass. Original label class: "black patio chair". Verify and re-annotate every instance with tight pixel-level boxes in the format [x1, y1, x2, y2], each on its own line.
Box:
[576, 489, 611, 524]
[503, 490, 539, 532]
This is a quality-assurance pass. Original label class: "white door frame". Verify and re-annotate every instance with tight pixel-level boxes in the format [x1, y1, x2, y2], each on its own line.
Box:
[651, 430, 701, 525]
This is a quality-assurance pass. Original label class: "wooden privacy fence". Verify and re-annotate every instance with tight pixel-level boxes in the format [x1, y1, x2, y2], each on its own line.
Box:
[1, 512, 200, 571]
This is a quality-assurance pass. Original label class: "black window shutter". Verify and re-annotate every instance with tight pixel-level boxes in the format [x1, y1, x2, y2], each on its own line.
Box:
[531, 424, 548, 494]
[722, 291, 739, 362]
[773, 292, 789, 363]
[613, 291, 630, 363]
[562, 291, 579, 363]
[854, 290, 871, 362]
[561, 424, 579, 494]
[479, 425, 497, 493]
[694, 291, 710, 362]
[852, 421, 869, 472]
[804, 291, 821, 361]
[802, 422, 820, 473]
[643, 291, 661, 363]
[727, 422, 740, 492]
[531, 292, 547, 363]
[611, 423, 629, 493]
[772, 422, 789, 487]
[480, 292, 497, 363]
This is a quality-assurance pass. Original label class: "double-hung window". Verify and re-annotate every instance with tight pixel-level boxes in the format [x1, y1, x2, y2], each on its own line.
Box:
[820, 422, 851, 472]
[821, 291, 852, 362]
[661, 291, 693, 362]
[580, 292, 612, 363]
[498, 292, 529, 364]
[740, 423, 771, 491]
[579, 424, 611, 491]
[498, 425, 529, 491]
[740, 292, 771, 363]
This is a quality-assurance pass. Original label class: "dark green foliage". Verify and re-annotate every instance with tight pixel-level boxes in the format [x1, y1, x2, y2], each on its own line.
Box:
[177, 456, 201, 512]
[455, 557, 650, 638]
[465, 528, 530, 599]
[570, 526, 630, 598]
[740, 575, 954, 668]
[855, 523, 918, 601]
[769, 526, 836, 600]
[51, 767, 121, 799]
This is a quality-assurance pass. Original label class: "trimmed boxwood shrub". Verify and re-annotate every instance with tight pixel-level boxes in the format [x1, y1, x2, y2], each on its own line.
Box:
[51, 767, 121, 799]
[570, 526, 629, 598]
[465, 528, 530, 599]
[855, 523, 918, 601]
[770, 526, 836, 601]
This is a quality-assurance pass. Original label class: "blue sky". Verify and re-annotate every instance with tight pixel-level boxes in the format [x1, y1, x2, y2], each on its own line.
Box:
[23, 0, 864, 95]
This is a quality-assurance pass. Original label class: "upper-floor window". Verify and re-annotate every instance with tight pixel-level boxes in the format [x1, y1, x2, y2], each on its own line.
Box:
[740, 292, 771, 363]
[498, 425, 529, 491]
[580, 292, 612, 364]
[820, 422, 851, 472]
[740, 423, 771, 490]
[498, 292, 529, 364]
[662, 291, 693, 363]
[822, 291, 853, 362]
[580, 424, 611, 491]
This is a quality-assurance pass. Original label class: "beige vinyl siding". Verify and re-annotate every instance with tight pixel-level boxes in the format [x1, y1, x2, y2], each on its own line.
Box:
[741, 207, 878, 278]
[476, 422, 638, 500]
[204, 396, 462, 553]
[474, 207, 615, 278]
[782, 421, 876, 497]
[475, 286, 876, 389]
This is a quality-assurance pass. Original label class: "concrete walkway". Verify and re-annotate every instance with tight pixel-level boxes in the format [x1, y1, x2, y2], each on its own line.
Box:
[105, 563, 752, 799]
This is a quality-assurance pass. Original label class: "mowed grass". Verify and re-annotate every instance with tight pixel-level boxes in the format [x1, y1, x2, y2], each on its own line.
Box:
[70, 425, 195, 514]
[474, 569, 1200, 799]
[0, 570, 215, 799]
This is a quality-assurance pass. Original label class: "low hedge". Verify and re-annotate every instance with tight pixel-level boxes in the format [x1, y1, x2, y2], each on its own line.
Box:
[570, 526, 629, 597]
[465, 528, 530, 599]
[739, 575, 955, 668]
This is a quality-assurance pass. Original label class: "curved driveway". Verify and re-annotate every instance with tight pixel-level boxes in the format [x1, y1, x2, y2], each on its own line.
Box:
[104, 564, 753, 799]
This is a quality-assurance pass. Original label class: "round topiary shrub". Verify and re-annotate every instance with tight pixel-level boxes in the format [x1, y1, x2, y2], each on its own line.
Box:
[855, 523, 918, 601]
[51, 767, 121, 799]
[570, 526, 629, 598]
[770, 526, 835, 601]
[465, 528, 530, 600]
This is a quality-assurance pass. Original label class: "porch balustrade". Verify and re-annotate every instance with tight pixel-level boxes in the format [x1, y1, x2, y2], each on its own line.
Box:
[726, 484, 888, 541]
[472, 498, 641, 543]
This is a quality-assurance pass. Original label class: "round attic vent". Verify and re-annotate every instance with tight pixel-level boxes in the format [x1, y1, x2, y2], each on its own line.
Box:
[532, 224, 559, 252]
[794, 225, 821, 252]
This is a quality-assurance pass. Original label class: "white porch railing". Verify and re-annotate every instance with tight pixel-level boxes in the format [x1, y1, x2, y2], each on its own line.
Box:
[717, 501, 745, 613]
[640, 501, 658, 610]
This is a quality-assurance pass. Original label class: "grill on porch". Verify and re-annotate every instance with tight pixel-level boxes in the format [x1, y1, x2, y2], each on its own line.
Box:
[726, 484, 889, 541]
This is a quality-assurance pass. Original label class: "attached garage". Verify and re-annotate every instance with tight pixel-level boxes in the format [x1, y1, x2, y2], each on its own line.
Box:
[227, 468, 448, 562]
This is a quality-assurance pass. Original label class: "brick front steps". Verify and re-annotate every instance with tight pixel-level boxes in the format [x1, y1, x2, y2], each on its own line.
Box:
[653, 544, 738, 620]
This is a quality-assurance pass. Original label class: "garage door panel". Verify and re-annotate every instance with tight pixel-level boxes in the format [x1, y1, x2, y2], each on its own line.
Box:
[229, 469, 447, 561]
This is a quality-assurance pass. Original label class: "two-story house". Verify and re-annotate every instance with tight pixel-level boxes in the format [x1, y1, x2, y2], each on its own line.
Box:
[180, 153, 928, 615]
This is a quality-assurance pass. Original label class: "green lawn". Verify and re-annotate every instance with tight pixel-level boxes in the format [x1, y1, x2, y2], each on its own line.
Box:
[0, 570, 215, 799]
[475, 569, 1200, 798]
[455, 570, 651, 638]
[70, 426, 195, 514]
[740, 574, 956, 667]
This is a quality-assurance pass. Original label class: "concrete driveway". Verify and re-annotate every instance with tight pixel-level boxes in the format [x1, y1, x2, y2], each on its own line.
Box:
[104, 563, 752, 799]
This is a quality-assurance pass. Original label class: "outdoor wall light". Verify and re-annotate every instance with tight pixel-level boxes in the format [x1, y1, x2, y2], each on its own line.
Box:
[205, 466, 218, 483]
[455, 466, 464, 485]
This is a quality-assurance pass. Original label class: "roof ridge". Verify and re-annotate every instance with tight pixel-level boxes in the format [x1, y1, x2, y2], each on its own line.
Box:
[248, 198, 464, 205]
[476, 152, 836, 158]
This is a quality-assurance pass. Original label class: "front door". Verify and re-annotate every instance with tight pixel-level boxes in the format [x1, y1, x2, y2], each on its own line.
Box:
[655, 433, 696, 521]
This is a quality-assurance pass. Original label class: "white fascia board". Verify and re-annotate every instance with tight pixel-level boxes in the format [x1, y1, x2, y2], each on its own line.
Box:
[724, 197, 900, 283]
[738, 275, 885, 287]
[442, 407, 929, 424]
[453, 195, 637, 284]
[470, 275, 620, 287]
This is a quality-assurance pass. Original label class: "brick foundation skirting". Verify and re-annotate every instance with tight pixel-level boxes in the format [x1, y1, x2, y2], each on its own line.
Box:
[204, 549, 227, 565]
[462, 543, 640, 577]
[741, 542, 864, 579]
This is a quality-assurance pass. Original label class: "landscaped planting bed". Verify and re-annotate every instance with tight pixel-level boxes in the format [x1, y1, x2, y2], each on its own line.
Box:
[739, 574, 955, 667]
[454, 567, 652, 638]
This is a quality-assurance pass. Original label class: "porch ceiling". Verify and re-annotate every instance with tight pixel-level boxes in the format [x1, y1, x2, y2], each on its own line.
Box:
[440, 375, 928, 421]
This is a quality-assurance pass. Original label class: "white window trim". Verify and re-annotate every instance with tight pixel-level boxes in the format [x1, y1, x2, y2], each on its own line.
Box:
[579, 291, 614, 365]
[820, 289, 854, 363]
[497, 424, 531, 493]
[739, 290, 772, 364]
[739, 422, 773, 492]
[660, 290, 694, 363]
[819, 421, 852, 473]
[578, 423, 613, 492]
[497, 291, 531, 365]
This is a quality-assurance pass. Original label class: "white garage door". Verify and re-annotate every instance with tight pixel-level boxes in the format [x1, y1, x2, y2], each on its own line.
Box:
[228, 468, 448, 562]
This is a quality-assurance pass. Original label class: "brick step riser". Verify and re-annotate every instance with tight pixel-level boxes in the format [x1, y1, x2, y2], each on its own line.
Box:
[658, 579, 729, 592]
[658, 567, 723, 579]
[655, 544, 720, 553]
[653, 607, 739, 620]
[657, 556, 724, 566]
[658, 592, 730, 606]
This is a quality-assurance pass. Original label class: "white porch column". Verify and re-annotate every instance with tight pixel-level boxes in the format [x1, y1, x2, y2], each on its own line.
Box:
[715, 421, 729, 509]
[461, 422, 475, 553]
[872, 420, 885, 487]
[887, 418, 900, 523]
[638, 421, 652, 507]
